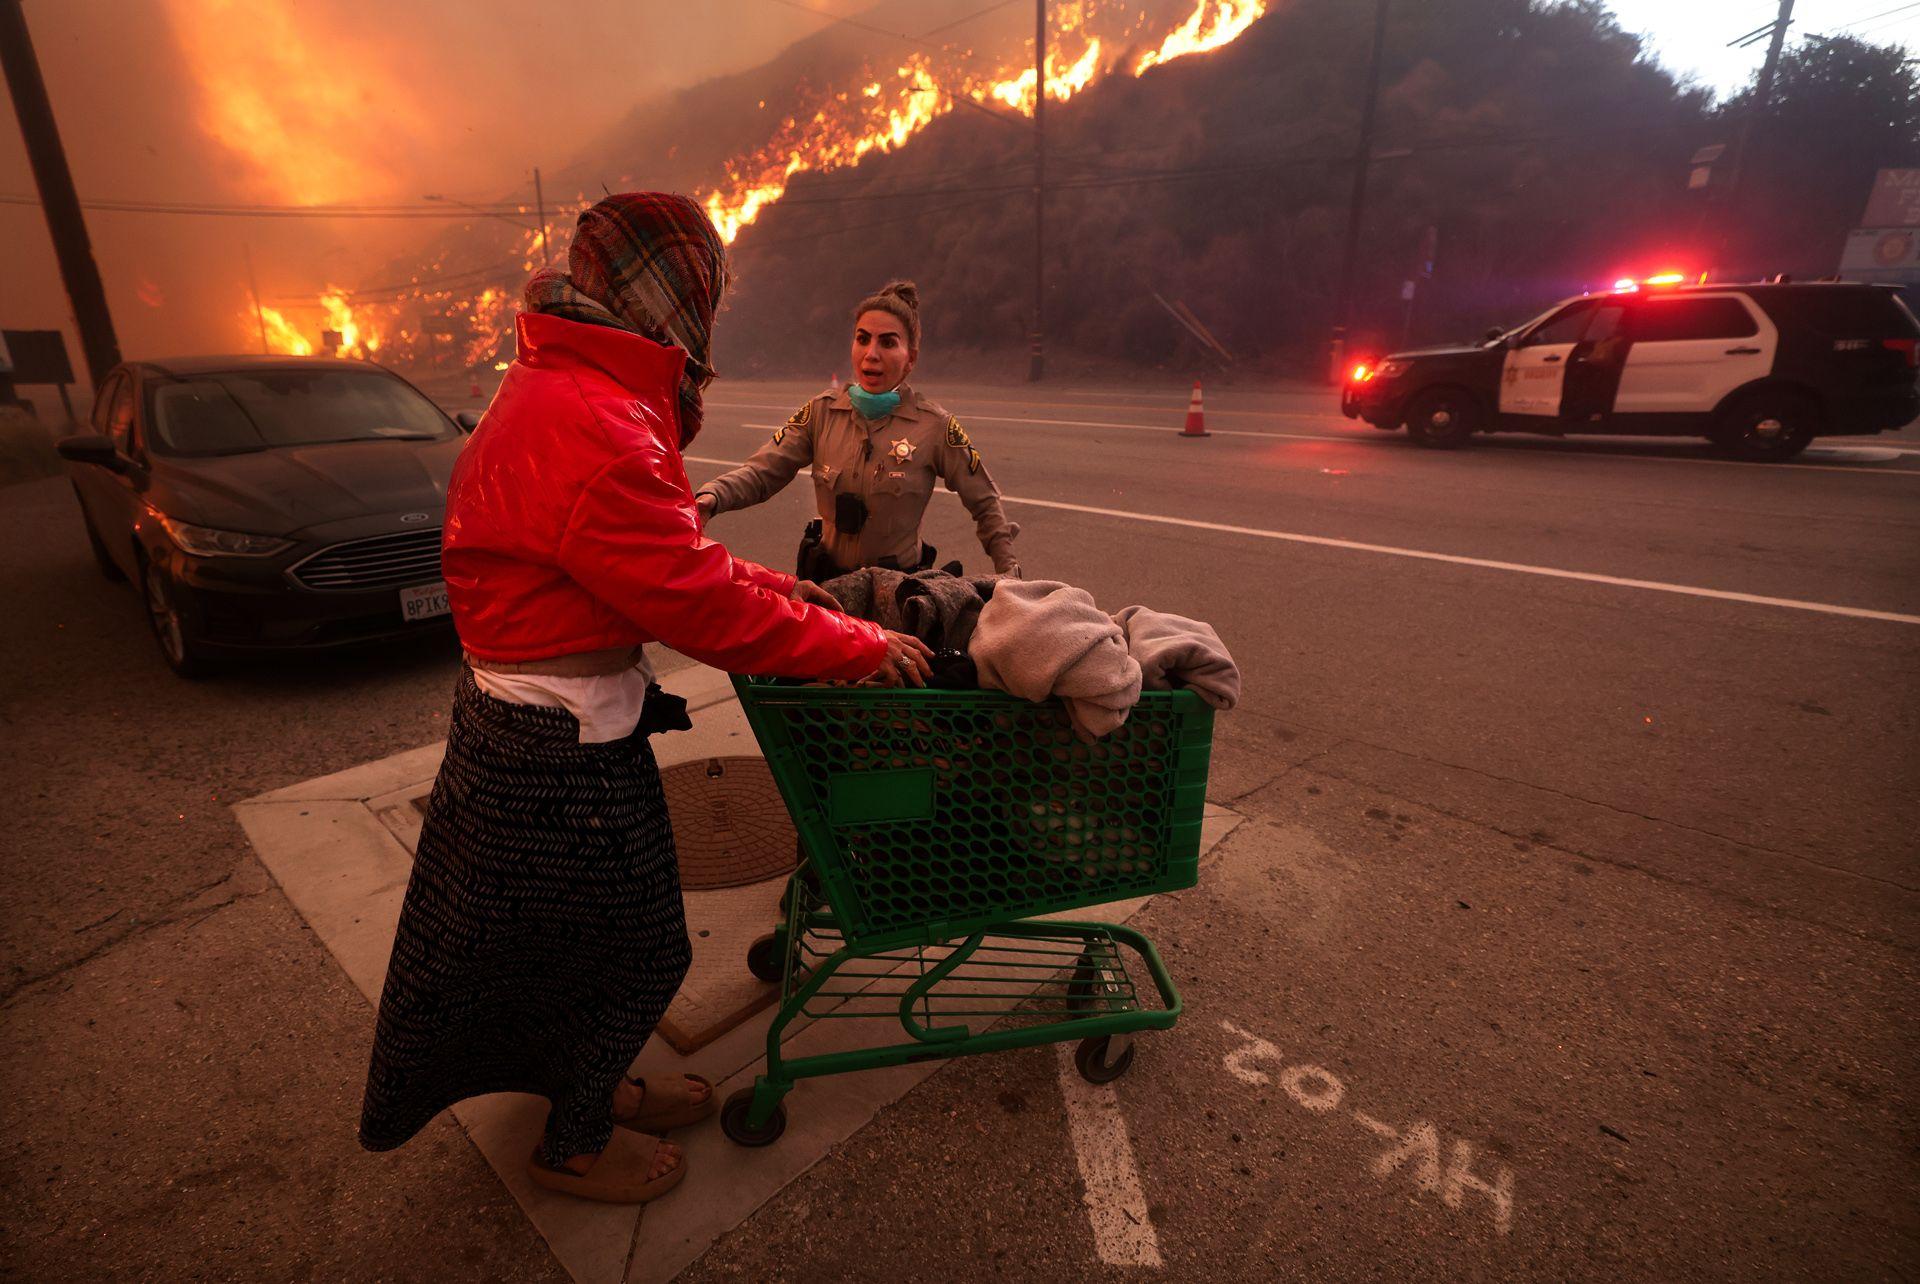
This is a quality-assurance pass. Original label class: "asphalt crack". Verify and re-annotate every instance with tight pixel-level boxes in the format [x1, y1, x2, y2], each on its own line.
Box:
[1, 867, 270, 1008]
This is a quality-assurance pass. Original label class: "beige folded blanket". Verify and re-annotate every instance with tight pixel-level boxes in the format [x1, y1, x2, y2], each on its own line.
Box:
[970, 580, 1142, 739]
[1112, 605, 1240, 710]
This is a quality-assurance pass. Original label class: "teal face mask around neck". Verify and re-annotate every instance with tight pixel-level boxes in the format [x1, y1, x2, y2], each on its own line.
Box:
[847, 384, 902, 419]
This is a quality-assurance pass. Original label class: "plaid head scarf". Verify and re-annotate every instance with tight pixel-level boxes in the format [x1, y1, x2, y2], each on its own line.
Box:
[523, 192, 730, 446]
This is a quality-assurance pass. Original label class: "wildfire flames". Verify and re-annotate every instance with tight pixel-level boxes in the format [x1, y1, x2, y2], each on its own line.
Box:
[1136, 0, 1268, 73]
[226, 0, 1268, 364]
[704, 0, 1271, 244]
[245, 291, 382, 358]
[252, 304, 313, 357]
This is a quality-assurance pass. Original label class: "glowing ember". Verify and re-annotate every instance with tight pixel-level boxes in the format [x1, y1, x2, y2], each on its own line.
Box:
[464, 286, 509, 367]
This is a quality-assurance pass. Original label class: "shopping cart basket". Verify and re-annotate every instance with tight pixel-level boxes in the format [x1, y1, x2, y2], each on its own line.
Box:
[719, 675, 1214, 1145]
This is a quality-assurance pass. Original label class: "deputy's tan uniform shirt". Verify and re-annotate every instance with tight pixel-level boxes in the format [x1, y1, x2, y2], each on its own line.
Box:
[698, 385, 1019, 574]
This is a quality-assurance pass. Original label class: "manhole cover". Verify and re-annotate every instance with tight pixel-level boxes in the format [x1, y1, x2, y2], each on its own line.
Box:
[659, 756, 798, 891]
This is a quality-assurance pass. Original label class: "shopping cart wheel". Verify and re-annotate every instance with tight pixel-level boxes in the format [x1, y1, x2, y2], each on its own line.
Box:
[746, 932, 783, 984]
[1074, 1035, 1135, 1085]
[720, 1087, 788, 1147]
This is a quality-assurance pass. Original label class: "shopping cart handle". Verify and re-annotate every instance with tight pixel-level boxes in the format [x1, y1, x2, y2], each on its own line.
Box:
[898, 931, 986, 1044]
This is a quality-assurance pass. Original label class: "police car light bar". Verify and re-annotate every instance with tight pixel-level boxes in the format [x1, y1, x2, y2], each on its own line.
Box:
[1613, 271, 1690, 292]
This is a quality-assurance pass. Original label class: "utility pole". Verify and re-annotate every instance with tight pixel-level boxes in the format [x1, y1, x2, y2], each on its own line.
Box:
[1328, 0, 1388, 384]
[533, 166, 552, 267]
[0, 0, 121, 389]
[1029, 0, 1046, 383]
[1728, 0, 1794, 205]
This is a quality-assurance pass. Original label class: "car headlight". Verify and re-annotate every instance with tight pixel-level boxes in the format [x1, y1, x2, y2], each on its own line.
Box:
[1375, 359, 1411, 379]
[154, 512, 291, 558]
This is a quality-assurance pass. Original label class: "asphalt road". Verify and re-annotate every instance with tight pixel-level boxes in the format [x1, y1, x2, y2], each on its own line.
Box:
[3, 376, 1916, 1280]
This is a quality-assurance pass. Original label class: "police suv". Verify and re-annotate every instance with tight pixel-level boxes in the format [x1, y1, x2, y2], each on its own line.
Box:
[1341, 277, 1920, 460]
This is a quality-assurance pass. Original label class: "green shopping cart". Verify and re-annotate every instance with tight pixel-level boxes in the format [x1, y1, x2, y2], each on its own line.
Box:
[718, 675, 1215, 1146]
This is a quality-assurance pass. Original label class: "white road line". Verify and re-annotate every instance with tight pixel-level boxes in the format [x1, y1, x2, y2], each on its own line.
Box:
[682, 453, 1920, 625]
[712, 414, 1920, 478]
[1055, 1043, 1162, 1268]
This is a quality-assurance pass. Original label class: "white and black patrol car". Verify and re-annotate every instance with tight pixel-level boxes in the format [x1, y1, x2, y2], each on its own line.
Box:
[1341, 278, 1920, 460]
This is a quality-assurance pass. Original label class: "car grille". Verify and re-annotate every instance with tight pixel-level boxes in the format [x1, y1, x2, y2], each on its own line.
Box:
[289, 528, 443, 591]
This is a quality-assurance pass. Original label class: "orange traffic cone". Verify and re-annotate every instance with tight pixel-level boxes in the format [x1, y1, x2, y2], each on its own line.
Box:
[468, 372, 483, 400]
[1180, 379, 1211, 438]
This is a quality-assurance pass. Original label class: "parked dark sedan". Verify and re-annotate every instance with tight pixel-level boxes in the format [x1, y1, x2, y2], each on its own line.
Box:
[58, 355, 480, 676]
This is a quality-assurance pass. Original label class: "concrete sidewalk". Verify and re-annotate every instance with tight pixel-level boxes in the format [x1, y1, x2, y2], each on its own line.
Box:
[233, 663, 1241, 1283]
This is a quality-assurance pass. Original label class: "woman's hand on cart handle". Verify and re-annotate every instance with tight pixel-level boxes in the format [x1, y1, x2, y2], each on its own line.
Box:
[792, 579, 839, 609]
[869, 631, 934, 687]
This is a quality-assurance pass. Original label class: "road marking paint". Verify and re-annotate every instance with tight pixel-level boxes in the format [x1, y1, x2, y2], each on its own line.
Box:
[1056, 1042, 1162, 1268]
[986, 494, 1920, 623]
[1281, 1064, 1347, 1114]
[684, 453, 1920, 624]
[715, 414, 1920, 477]
[1353, 1115, 1516, 1236]
[1224, 1021, 1516, 1237]
[1221, 1018, 1283, 1085]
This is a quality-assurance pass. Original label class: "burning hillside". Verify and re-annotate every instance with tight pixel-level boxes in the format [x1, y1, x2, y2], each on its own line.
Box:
[225, 0, 1270, 366]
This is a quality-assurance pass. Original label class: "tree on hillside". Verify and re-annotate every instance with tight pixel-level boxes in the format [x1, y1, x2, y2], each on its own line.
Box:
[1715, 34, 1920, 277]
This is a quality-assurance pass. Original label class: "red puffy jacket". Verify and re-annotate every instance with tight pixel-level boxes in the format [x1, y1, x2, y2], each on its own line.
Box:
[444, 311, 888, 679]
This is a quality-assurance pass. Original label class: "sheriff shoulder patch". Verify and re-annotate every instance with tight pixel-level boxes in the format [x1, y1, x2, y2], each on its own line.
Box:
[945, 416, 983, 473]
[774, 399, 814, 446]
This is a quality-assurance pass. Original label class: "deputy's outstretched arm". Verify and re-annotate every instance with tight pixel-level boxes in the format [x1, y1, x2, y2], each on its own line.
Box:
[697, 403, 816, 515]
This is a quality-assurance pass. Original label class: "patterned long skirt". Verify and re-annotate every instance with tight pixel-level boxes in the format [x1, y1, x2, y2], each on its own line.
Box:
[359, 668, 692, 1166]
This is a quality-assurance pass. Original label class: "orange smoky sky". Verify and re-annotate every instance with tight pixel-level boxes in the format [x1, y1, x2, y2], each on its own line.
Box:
[1, 0, 862, 371]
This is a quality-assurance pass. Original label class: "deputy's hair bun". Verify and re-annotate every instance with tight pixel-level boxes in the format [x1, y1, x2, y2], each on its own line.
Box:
[880, 280, 920, 313]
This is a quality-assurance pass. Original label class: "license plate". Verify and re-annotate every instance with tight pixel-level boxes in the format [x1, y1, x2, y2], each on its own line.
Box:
[399, 582, 450, 622]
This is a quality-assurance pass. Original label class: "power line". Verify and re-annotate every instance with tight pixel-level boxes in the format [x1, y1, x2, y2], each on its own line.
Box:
[1843, 9, 1920, 36]
[1828, 0, 1920, 32]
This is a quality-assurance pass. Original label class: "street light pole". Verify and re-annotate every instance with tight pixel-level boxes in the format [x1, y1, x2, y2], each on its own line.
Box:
[1029, 0, 1046, 383]
[0, 0, 121, 389]
[1328, 0, 1389, 384]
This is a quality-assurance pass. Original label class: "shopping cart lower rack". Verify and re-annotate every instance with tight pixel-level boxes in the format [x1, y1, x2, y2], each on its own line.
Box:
[719, 675, 1215, 1146]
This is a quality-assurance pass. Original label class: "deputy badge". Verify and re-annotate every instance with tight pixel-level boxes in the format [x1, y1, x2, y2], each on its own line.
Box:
[888, 438, 916, 462]
[945, 416, 982, 475]
[773, 398, 813, 446]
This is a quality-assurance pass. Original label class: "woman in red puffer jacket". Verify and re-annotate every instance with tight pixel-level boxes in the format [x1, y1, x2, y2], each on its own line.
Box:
[359, 193, 931, 1206]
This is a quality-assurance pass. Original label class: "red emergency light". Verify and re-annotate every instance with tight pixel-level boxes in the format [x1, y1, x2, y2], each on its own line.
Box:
[1613, 270, 1689, 293]
[1348, 362, 1376, 383]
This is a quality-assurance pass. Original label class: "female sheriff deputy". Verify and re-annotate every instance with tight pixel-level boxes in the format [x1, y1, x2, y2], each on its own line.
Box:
[694, 280, 1020, 579]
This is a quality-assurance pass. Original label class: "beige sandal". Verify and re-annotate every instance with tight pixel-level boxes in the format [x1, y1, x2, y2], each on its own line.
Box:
[527, 1129, 685, 1204]
[613, 1073, 716, 1133]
